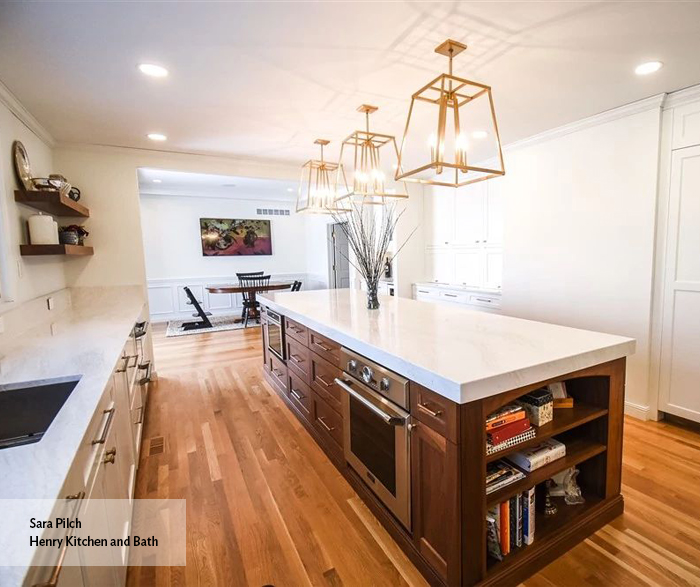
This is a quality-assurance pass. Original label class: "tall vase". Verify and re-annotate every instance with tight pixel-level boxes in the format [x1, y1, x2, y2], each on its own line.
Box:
[366, 281, 380, 310]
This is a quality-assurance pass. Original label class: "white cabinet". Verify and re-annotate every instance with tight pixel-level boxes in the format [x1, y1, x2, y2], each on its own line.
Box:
[424, 187, 454, 246]
[672, 101, 700, 150]
[425, 249, 454, 283]
[413, 283, 501, 313]
[454, 249, 482, 287]
[658, 145, 700, 423]
[484, 250, 503, 290]
[453, 183, 485, 245]
[485, 178, 504, 245]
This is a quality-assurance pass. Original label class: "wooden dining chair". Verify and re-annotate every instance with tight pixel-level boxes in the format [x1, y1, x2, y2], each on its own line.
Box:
[236, 272, 264, 318]
[240, 274, 271, 328]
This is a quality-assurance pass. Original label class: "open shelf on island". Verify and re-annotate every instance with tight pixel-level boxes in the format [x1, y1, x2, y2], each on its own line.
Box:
[15, 190, 89, 217]
[20, 244, 94, 256]
[486, 404, 608, 463]
[486, 438, 606, 508]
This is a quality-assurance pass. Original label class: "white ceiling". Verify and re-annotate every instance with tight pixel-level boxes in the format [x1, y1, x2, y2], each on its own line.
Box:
[1, 2, 700, 165]
[138, 169, 297, 202]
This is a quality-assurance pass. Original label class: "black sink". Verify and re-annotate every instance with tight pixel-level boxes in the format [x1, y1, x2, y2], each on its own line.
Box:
[0, 376, 81, 449]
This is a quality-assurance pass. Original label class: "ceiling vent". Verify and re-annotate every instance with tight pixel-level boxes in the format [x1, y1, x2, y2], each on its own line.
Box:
[256, 208, 291, 216]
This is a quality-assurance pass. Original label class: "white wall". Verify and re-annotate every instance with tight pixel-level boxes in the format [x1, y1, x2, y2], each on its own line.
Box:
[499, 104, 663, 418]
[140, 194, 307, 279]
[0, 94, 66, 308]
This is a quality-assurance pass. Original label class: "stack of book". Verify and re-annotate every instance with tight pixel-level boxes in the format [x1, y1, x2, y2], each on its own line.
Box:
[486, 404, 536, 455]
[506, 438, 566, 472]
[486, 460, 526, 495]
[486, 487, 536, 561]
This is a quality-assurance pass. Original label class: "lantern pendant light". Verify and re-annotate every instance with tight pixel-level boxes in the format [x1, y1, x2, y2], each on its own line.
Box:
[335, 104, 409, 206]
[296, 139, 350, 214]
[395, 39, 505, 188]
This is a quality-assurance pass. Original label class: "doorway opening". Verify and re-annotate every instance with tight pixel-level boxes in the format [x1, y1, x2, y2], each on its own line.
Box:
[328, 222, 350, 289]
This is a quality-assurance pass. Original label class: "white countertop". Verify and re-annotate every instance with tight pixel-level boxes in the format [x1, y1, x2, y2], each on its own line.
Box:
[260, 289, 635, 404]
[0, 286, 145, 583]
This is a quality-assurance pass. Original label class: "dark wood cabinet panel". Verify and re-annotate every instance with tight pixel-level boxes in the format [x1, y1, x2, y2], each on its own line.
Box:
[411, 422, 460, 585]
[285, 316, 309, 346]
[288, 370, 314, 422]
[411, 383, 459, 443]
[313, 391, 343, 453]
[309, 329, 341, 366]
[310, 351, 343, 413]
[286, 337, 311, 384]
[269, 354, 288, 394]
[262, 316, 270, 372]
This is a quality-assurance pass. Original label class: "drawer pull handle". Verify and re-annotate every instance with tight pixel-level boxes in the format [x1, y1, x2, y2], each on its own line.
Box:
[316, 375, 333, 387]
[318, 416, 335, 433]
[290, 389, 305, 401]
[417, 403, 443, 418]
[92, 407, 116, 445]
[444, 293, 457, 298]
[134, 405, 144, 425]
[138, 360, 153, 385]
[289, 326, 303, 334]
[33, 491, 85, 587]
[290, 354, 304, 364]
[475, 297, 492, 303]
[272, 369, 284, 379]
[313, 341, 332, 352]
[104, 447, 117, 464]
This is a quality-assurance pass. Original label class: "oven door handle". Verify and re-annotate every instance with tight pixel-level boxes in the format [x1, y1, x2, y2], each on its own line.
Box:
[334, 378, 405, 426]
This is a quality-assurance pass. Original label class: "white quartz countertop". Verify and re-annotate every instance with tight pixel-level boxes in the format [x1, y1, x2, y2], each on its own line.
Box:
[260, 289, 635, 404]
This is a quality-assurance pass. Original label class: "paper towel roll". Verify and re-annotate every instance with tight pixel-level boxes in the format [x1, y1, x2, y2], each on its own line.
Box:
[28, 213, 55, 245]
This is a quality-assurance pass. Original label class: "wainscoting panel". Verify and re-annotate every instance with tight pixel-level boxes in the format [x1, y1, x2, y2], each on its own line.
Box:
[147, 274, 325, 322]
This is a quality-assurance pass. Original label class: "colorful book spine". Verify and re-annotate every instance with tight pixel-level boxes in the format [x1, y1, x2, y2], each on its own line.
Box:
[487, 417, 532, 444]
[486, 410, 526, 431]
[516, 493, 523, 548]
[500, 501, 510, 556]
[523, 487, 536, 545]
[509, 496, 517, 551]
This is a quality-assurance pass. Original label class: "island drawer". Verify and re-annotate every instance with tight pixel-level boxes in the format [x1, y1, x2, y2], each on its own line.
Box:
[269, 354, 288, 394]
[313, 391, 343, 451]
[285, 317, 309, 345]
[310, 352, 343, 413]
[410, 383, 459, 443]
[288, 371, 313, 421]
[286, 337, 311, 384]
[309, 330, 341, 366]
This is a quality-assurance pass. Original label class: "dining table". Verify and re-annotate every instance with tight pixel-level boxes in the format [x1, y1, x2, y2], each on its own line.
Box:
[206, 281, 294, 322]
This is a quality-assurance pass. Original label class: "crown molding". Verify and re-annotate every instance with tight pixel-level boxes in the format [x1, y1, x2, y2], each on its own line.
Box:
[139, 190, 296, 204]
[0, 79, 55, 147]
[663, 83, 700, 110]
[505, 93, 667, 153]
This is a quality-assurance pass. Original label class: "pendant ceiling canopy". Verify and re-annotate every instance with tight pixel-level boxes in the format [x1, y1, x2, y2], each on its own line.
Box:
[296, 139, 350, 214]
[335, 104, 409, 206]
[395, 39, 505, 188]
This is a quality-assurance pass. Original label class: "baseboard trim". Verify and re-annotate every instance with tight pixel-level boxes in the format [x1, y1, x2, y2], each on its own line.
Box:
[624, 401, 650, 421]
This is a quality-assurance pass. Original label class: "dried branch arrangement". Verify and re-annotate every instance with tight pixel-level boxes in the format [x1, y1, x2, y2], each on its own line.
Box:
[330, 201, 415, 309]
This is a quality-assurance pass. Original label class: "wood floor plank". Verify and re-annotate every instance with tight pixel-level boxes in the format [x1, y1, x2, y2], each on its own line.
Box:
[126, 323, 700, 587]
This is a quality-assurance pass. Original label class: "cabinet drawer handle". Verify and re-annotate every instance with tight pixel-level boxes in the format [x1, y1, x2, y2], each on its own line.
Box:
[104, 447, 117, 464]
[475, 297, 492, 303]
[313, 341, 332, 352]
[290, 389, 305, 401]
[318, 416, 335, 433]
[92, 407, 116, 445]
[138, 360, 153, 385]
[444, 293, 458, 298]
[417, 403, 443, 418]
[289, 326, 303, 334]
[272, 369, 284, 379]
[290, 354, 304, 364]
[134, 405, 144, 425]
[316, 375, 333, 387]
[33, 491, 85, 587]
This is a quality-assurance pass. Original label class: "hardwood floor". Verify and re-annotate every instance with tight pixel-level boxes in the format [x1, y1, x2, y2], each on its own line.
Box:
[127, 324, 700, 587]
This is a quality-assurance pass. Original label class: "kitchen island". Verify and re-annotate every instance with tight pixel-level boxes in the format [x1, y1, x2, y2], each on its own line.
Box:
[259, 289, 635, 587]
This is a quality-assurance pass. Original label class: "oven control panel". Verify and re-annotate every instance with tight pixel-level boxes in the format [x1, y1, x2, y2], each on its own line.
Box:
[341, 347, 410, 410]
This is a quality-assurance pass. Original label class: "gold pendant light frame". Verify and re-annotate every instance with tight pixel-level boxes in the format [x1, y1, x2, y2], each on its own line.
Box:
[296, 139, 351, 214]
[335, 104, 409, 206]
[395, 39, 506, 188]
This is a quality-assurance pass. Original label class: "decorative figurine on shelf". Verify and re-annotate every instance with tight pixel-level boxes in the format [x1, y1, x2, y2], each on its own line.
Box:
[59, 225, 89, 246]
[550, 467, 586, 505]
[544, 479, 558, 516]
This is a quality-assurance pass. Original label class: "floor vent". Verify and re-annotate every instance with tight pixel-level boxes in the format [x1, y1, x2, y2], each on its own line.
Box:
[149, 436, 165, 456]
[256, 208, 290, 216]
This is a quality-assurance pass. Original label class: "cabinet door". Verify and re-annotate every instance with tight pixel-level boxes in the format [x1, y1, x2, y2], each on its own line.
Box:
[79, 479, 120, 587]
[425, 250, 454, 284]
[424, 186, 454, 246]
[672, 101, 700, 150]
[485, 178, 504, 245]
[411, 422, 459, 584]
[484, 249, 503, 290]
[453, 182, 486, 245]
[454, 249, 483, 287]
[112, 371, 136, 500]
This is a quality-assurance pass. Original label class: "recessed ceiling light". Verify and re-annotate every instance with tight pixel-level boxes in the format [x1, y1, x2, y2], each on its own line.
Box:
[138, 63, 168, 78]
[472, 130, 488, 139]
[152, 179, 162, 183]
[287, 188, 294, 192]
[222, 183, 237, 188]
[635, 61, 663, 76]
[147, 133, 167, 141]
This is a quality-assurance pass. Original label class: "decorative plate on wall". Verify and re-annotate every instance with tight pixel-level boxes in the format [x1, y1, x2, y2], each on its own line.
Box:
[12, 141, 34, 191]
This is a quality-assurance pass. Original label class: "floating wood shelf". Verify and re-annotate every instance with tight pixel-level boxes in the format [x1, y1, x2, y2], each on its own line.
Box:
[20, 244, 94, 257]
[486, 439, 607, 508]
[486, 404, 609, 463]
[15, 190, 89, 218]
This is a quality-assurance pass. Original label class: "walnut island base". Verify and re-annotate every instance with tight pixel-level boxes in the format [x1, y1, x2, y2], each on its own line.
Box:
[259, 290, 634, 587]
